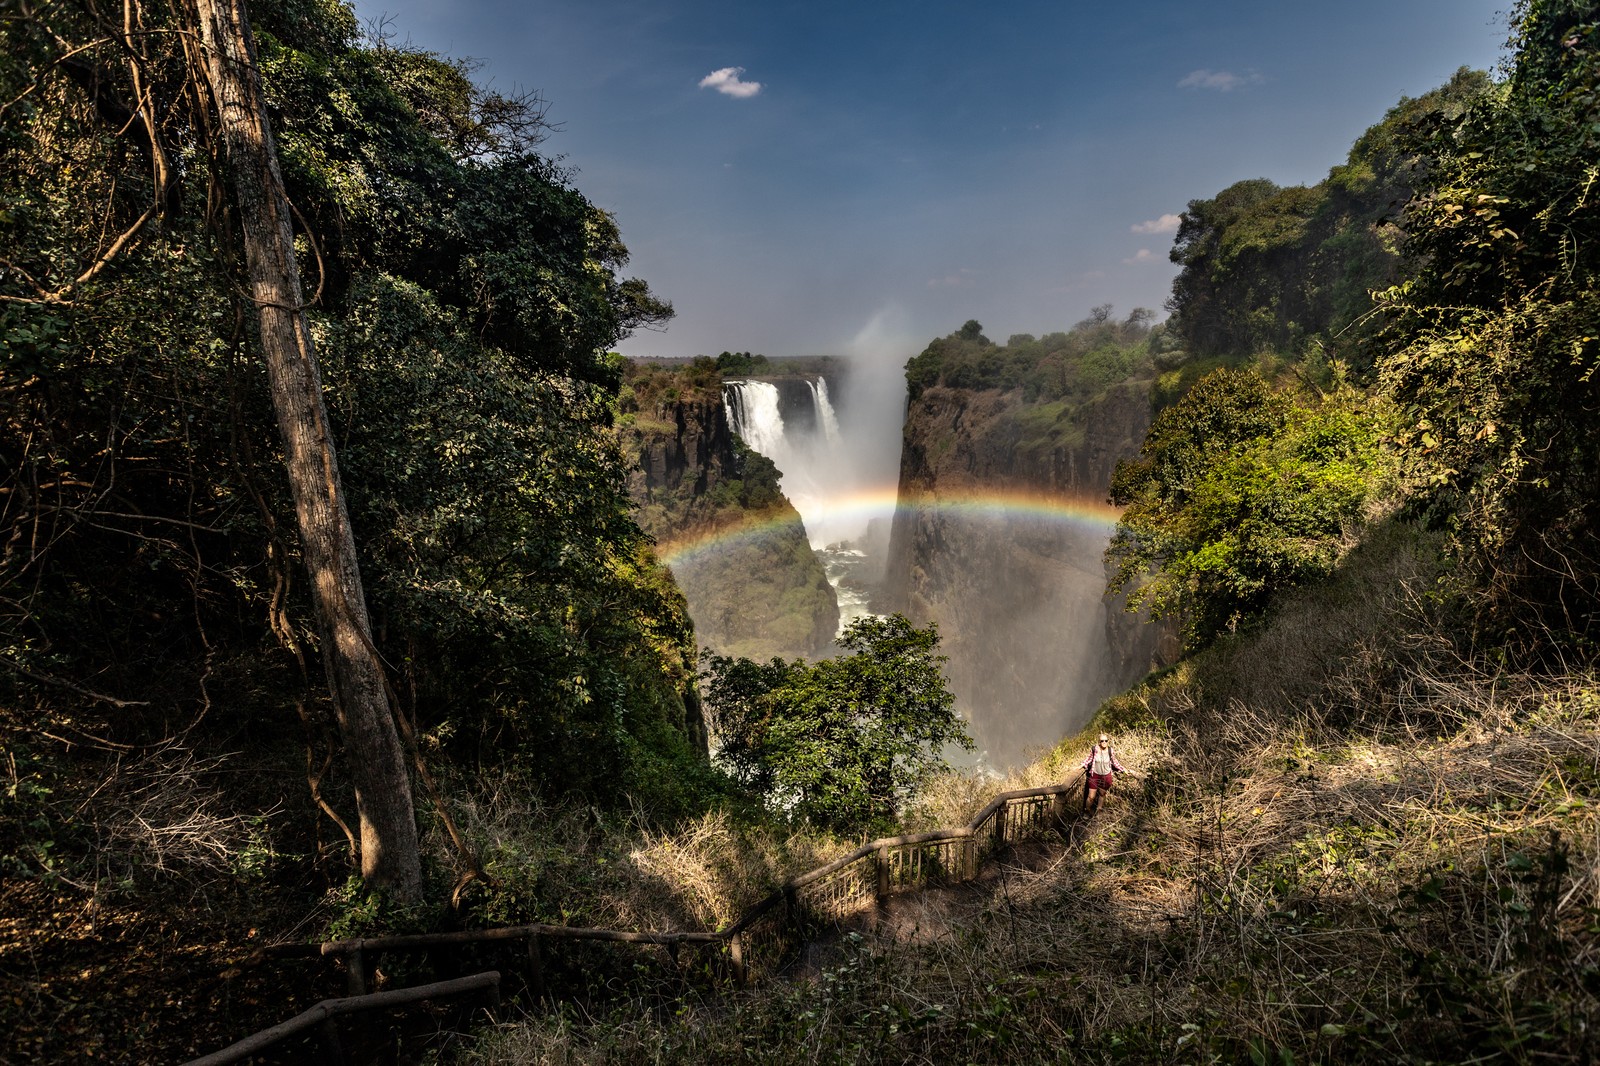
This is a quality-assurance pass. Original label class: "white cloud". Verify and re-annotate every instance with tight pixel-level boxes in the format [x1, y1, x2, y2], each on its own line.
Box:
[1178, 69, 1262, 92]
[699, 67, 763, 98]
[1132, 213, 1182, 235]
[1122, 248, 1158, 265]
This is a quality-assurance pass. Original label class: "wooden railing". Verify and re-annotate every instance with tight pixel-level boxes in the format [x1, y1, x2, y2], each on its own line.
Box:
[186, 777, 1082, 1063]
[188, 971, 501, 1066]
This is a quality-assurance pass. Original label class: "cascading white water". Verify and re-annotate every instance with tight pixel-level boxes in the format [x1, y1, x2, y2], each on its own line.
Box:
[723, 381, 787, 457]
[724, 379, 840, 547]
[810, 379, 842, 444]
[724, 376, 879, 636]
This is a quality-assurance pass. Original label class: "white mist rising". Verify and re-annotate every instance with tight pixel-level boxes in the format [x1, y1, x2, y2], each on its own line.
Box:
[717, 308, 912, 639]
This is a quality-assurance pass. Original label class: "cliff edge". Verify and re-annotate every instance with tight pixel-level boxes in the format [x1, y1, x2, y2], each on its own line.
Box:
[882, 380, 1171, 764]
[620, 363, 839, 662]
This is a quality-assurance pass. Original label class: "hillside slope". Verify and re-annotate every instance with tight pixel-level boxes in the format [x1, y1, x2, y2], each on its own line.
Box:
[464, 521, 1600, 1065]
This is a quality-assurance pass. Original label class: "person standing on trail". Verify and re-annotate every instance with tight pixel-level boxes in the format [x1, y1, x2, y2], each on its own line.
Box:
[1081, 733, 1126, 815]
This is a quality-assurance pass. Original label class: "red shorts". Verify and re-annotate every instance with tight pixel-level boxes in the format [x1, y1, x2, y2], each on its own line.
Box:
[1088, 772, 1114, 791]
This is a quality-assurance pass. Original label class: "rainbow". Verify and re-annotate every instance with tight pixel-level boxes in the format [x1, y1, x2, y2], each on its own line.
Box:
[655, 486, 1124, 570]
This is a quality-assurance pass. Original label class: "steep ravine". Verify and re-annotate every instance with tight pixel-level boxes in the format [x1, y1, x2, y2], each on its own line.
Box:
[882, 381, 1172, 766]
[620, 368, 839, 662]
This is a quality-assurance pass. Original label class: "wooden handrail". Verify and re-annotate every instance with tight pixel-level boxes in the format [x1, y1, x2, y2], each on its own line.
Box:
[315, 780, 1082, 962]
[967, 781, 1077, 831]
[322, 923, 721, 957]
[196, 778, 1091, 1062]
[185, 971, 500, 1066]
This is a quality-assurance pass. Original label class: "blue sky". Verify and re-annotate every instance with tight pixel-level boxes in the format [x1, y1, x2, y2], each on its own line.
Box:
[348, 0, 1510, 362]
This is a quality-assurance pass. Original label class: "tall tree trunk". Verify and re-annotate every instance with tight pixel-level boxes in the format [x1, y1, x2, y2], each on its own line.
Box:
[192, 0, 422, 898]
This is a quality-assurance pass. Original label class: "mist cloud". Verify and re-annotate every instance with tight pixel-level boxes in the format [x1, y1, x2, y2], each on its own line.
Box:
[1178, 69, 1262, 91]
[1122, 248, 1158, 264]
[1132, 213, 1181, 235]
[699, 67, 763, 98]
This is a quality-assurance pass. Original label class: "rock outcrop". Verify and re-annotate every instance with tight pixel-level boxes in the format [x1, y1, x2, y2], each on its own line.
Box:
[882, 381, 1171, 766]
[620, 372, 838, 662]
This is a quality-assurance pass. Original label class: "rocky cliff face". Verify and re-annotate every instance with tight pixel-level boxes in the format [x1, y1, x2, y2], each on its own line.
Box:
[621, 377, 838, 662]
[882, 381, 1172, 766]
[627, 389, 737, 507]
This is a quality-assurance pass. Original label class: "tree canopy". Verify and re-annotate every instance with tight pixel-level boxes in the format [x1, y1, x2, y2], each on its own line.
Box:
[701, 615, 972, 833]
[0, 0, 708, 860]
[1165, 69, 1492, 369]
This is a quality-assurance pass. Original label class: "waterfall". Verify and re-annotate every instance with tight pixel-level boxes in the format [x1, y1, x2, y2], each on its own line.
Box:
[724, 381, 787, 457]
[724, 375, 880, 636]
[811, 378, 842, 444]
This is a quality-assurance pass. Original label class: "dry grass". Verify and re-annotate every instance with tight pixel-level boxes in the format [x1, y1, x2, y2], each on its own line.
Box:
[426, 776, 857, 934]
[458, 521, 1600, 1064]
[83, 742, 275, 893]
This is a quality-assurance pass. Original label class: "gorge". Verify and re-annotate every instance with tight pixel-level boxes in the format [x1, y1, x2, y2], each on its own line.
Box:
[630, 324, 1168, 769]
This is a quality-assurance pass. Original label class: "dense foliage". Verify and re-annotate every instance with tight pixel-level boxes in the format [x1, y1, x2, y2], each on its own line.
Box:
[904, 310, 1158, 403]
[1109, 369, 1395, 648]
[0, 0, 704, 848]
[701, 615, 972, 833]
[1377, 0, 1600, 647]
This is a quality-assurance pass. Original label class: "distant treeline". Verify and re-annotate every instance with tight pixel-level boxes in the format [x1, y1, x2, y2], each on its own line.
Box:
[904, 310, 1160, 403]
[632, 351, 843, 379]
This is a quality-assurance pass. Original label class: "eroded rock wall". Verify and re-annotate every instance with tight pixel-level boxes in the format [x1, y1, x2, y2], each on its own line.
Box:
[622, 386, 838, 662]
[882, 382, 1170, 766]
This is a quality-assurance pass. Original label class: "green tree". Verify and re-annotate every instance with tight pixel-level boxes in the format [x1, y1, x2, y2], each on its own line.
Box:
[1164, 70, 1491, 369]
[1109, 369, 1394, 648]
[1377, 0, 1600, 646]
[701, 615, 972, 832]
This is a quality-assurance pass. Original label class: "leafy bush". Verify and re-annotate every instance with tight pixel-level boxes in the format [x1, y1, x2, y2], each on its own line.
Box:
[701, 615, 973, 833]
[1109, 369, 1396, 649]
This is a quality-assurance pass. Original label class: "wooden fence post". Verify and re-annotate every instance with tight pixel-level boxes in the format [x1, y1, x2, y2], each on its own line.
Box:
[784, 884, 802, 944]
[345, 946, 367, 997]
[665, 938, 682, 990]
[875, 844, 891, 906]
[728, 932, 746, 988]
[317, 1017, 345, 1066]
[526, 931, 547, 1003]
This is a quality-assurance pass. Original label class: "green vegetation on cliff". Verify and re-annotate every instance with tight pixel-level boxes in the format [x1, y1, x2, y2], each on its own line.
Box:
[905, 309, 1159, 406]
[1164, 69, 1491, 370]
